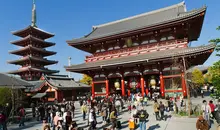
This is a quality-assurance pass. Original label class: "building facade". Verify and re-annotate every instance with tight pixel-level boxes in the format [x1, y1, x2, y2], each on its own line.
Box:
[27, 75, 90, 102]
[8, 1, 59, 81]
[65, 2, 215, 98]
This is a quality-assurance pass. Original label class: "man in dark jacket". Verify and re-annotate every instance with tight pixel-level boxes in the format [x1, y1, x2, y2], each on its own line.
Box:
[159, 101, 165, 120]
[137, 107, 149, 130]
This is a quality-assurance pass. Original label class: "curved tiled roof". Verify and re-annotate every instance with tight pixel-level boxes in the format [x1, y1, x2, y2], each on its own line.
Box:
[10, 35, 55, 48]
[9, 45, 56, 56]
[8, 56, 58, 65]
[67, 2, 206, 45]
[12, 26, 54, 39]
[65, 44, 216, 72]
[8, 66, 59, 74]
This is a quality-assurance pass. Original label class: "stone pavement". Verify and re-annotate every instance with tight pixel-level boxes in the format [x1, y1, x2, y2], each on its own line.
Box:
[8, 97, 219, 130]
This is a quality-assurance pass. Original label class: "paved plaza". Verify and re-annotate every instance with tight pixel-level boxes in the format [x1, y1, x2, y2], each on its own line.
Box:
[7, 97, 219, 130]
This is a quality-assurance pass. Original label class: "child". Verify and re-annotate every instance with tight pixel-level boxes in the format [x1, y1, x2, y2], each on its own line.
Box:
[129, 118, 135, 130]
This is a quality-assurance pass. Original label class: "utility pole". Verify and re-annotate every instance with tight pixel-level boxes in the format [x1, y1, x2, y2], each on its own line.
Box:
[68, 57, 71, 78]
[182, 56, 191, 116]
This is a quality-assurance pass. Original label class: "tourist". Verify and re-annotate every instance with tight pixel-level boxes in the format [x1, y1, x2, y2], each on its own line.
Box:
[201, 100, 211, 126]
[153, 100, 160, 121]
[143, 96, 148, 106]
[65, 111, 72, 130]
[110, 108, 117, 130]
[131, 105, 138, 124]
[201, 88, 204, 98]
[18, 106, 25, 127]
[0, 111, 7, 130]
[89, 108, 97, 130]
[71, 102, 75, 118]
[62, 108, 67, 130]
[38, 104, 45, 121]
[107, 100, 113, 118]
[128, 118, 135, 130]
[217, 125, 220, 130]
[137, 106, 149, 130]
[215, 99, 220, 124]
[101, 105, 108, 125]
[196, 116, 209, 130]
[81, 103, 87, 121]
[159, 101, 165, 120]
[115, 99, 121, 114]
[128, 99, 132, 113]
[180, 94, 184, 107]
[43, 124, 51, 130]
[173, 102, 178, 114]
[30, 102, 36, 118]
[53, 112, 61, 130]
[209, 100, 215, 119]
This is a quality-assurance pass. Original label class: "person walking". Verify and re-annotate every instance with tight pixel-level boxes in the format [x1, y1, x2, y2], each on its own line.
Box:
[30, 102, 36, 118]
[115, 99, 121, 114]
[196, 116, 209, 130]
[65, 111, 72, 130]
[81, 103, 87, 121]
[143, 96, 148, 106]
[18, 106, 25, 127]
[159, 101, 165, 120]
[201, 100, 211, 127]
[101, 105, 108, 125]
[137, 106, 149, 130]
[131, 105, 138, 124]
[0, 112, 7, 130]
[209, 100, 215, 119]
[110, 108, 117, 130]
[89, 108, 97, 130]
[153, 100, 160, 121]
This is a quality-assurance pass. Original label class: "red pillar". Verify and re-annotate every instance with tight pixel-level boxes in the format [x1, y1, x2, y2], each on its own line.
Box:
[160, 73, 165, 97]
[141, 75, 145, 96]
[92, 81, 95, 99]
[105, 79, 109, 97]
[145, 80, 149, 95]
[181, 73, 187, 97]
[121, 77, 125, 96]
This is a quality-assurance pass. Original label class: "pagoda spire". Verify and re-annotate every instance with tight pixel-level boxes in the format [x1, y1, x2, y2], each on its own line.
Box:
[31, 0, 37, 27]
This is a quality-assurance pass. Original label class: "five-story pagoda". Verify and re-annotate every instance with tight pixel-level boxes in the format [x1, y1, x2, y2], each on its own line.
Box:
[8, 0, 59, 81]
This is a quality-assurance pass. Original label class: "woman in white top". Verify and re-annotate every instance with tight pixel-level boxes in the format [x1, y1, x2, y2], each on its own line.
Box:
[201, 100, 211, 126]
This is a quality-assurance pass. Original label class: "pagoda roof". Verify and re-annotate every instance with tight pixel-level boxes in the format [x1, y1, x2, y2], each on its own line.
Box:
[67, 2, 206, 45]
[12, 26, 54, 39]
[8, 66, 59, 74]
[8, 56, 58, 66]
[65, 44, 216, 72]
[10, 35, 55, 48]
[9, 45, 57, 57]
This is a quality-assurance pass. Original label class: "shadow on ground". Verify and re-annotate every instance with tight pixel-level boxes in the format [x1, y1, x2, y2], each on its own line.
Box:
[148, 123, 160, 130]
[9, 121, 42, 130]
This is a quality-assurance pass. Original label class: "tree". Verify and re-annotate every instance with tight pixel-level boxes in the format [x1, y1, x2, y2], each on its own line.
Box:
[209, 26, 220, 56]
[80, 74, 92, 85]
[209, 61, 220, 98]
[191, 68, 205, 87]
[0, 88, 12, 106]
[208, 26, 220, 98]
[203, 71, 212, 84]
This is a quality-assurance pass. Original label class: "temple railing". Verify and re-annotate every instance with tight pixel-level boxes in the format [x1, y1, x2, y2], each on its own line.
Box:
[85, 39, 188, 62]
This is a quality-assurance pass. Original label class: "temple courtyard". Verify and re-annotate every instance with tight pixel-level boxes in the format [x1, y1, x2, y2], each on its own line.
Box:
[7, 96, 219, 130]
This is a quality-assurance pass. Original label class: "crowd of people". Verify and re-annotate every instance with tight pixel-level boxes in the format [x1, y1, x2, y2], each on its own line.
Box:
[0, 91, 220, 130]
[196, 99, 220, 130]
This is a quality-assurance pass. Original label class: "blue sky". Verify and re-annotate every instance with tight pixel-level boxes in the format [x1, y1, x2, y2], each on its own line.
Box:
[0, 0, 219, 80]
